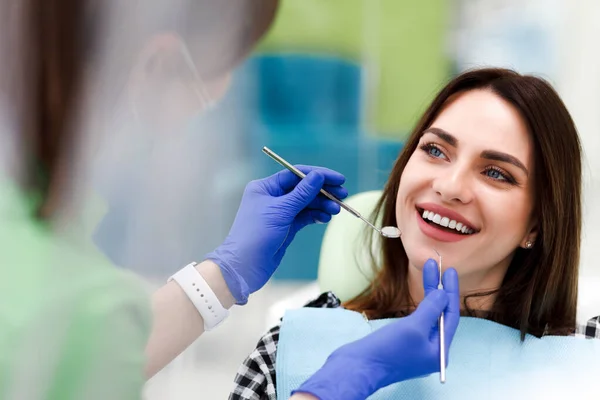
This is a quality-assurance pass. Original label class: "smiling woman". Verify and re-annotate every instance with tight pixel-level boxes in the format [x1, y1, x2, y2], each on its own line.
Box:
[229, 68, 599, 400]
[347, 68, 581, 338]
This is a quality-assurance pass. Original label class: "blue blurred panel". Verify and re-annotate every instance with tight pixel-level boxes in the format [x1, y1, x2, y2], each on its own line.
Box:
[250, 54, 363, 127]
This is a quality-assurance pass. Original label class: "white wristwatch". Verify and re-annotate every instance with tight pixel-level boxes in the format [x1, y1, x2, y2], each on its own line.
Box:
[168, 262, 230, 331]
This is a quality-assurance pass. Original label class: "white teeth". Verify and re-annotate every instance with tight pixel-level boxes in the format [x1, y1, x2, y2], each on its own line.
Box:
[420, 208, 475, 234]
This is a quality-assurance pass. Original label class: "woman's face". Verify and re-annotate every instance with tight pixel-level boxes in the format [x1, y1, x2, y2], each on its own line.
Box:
[396, 89, 537, 288]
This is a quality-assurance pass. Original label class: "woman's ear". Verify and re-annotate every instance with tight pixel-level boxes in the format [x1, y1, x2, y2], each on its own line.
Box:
[521, 223, 538, 249]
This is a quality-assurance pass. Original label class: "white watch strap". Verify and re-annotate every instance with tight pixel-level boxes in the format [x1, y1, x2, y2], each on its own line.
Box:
[169, 262, 230, 331]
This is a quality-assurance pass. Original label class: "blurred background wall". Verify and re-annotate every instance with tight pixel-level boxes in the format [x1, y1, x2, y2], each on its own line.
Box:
[144, 1, 600, 398]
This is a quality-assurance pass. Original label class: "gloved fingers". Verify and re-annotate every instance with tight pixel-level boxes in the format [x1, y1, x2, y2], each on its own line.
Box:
[321, 184, 349, 200]
[281, 171, 328, 211]
[442, 267, 461, 349]
[268, 165, 346, 196]
[422, 258, 440, 297]
[258, 169, 303, 197]
[307, 196, 342, 216]
[295, 165, 346, 186]
[411, 289, 449, 329]
[274, 209, 332, 259]
[294, 209, 332, 229]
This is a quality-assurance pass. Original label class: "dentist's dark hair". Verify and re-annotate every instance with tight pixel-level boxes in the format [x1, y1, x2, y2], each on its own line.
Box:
[344, 68, 582, 340]
[7, 0, 278, 219]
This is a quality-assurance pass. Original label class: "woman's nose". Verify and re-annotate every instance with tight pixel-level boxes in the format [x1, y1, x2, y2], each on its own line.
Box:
[431, 165, 474, 204]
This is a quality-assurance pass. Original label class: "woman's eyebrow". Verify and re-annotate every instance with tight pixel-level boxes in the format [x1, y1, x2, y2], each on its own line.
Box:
[480, 150, 529, 176]
[423, 127, 529, 176]
[424, 127, 457, 146]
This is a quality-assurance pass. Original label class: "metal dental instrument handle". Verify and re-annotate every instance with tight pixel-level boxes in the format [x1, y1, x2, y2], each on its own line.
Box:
[434, 249, 446, 384]
[262, 146, 400, 239]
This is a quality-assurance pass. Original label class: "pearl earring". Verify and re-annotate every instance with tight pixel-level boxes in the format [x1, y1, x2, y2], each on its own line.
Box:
[525, 241, 533, 249]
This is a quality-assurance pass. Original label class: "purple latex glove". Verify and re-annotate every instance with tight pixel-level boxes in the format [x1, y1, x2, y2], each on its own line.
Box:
[205, 165, 347, 304]
[293, 259, 460, 400]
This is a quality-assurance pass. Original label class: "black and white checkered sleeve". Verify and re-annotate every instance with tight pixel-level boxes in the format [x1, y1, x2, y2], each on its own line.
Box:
[228, 292, 341, 400]
[229, 325, 280, 400]
[575, 315, 600, 339]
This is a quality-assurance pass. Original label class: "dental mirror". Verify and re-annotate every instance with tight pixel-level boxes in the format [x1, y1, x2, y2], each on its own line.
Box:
[380, 225, 402, 239]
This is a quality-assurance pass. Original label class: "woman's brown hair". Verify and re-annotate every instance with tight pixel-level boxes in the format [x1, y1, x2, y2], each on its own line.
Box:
[13, 0, 278, 219]
[344, 68, 582, 340]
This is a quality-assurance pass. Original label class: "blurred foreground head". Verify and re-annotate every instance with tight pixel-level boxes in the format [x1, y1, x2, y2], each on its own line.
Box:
[0, 0, 279, 219]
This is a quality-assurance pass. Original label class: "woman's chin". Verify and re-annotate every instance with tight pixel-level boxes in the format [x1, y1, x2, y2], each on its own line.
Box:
[405, 254, 430, 272]
[405, 244, 440, 264]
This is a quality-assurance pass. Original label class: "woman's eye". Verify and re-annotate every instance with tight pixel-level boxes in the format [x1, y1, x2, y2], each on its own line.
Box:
[484, 167, 515, 184]
[429, 147, 443, 157]
[486, 169, 504, 180]
[420, 143, 447, 160]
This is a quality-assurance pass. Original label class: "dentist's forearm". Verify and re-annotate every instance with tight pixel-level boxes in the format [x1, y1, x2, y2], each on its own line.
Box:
[144, 260, 235, 378]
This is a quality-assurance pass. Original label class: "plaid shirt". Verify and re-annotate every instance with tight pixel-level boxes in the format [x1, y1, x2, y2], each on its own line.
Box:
[229, 292, 600, 400]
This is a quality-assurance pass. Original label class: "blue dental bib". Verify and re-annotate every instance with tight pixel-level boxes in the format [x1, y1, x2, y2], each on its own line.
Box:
[276, 308, 600, 399]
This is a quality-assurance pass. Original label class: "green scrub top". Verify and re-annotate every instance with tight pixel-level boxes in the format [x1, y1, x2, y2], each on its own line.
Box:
[0, 179, 152, 400]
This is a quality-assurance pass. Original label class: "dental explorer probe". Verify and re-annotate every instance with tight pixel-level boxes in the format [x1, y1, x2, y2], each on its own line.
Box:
[434, 249, 446, 384]
[262, 146, 401, 239]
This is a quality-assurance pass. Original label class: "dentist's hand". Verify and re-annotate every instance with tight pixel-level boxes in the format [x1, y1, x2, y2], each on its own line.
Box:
[293, 259, 460, 400]
[205, 166, 347, 304]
